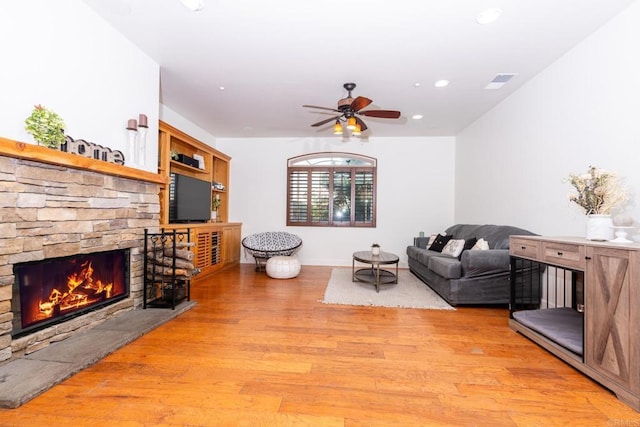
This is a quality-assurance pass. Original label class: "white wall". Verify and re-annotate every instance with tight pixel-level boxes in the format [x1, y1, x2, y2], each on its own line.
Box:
[0, 0, 159, 172]
[160, 105, 217, 148]
[455, 1, 640, 238]
[217, 136, 456, 267]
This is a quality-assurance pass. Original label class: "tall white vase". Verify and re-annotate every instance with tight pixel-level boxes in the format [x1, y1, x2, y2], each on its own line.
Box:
[586, 214, 613, 241]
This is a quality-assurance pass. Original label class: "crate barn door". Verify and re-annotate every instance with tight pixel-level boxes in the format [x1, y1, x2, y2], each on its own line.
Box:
[585, 246, 640, 396]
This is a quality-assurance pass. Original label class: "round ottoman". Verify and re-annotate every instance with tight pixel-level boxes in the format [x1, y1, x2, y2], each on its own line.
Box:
[266, 256, 301, 279]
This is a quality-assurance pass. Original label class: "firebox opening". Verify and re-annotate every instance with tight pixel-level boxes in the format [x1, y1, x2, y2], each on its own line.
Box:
[11, 249, 130, 338]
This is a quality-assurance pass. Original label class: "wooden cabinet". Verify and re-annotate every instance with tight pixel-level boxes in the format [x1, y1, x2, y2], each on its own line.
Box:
[158, 121, 232, 224]
[158, 121, 241, 277]
[509, 236, 640, 411]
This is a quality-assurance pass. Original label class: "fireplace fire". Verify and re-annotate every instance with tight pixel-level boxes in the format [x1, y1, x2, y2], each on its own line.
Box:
[12, 249, 129, 338]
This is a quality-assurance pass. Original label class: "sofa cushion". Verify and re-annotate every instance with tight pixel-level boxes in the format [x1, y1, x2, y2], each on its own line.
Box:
[406, 246, 446, 265]
[472, 238, 490, 250]
[428, 256, 462, 279]
[459, 237, 478, 260]
[445, 224, 537, 249]
[428, 234, 452, 252]
[460, 249, 510, 278]
[441, 239, 465, 258]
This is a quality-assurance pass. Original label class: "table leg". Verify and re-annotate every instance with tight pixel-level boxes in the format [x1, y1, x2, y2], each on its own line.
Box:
[352, 257, 356, 282]
[394, 261, 398, 284]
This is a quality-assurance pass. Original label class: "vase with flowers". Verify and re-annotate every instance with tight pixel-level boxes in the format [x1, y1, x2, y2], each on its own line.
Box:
[567, 166, 628, 241]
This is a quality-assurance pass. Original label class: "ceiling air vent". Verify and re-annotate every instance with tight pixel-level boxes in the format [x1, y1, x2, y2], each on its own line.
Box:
[484, 73, 518, 90]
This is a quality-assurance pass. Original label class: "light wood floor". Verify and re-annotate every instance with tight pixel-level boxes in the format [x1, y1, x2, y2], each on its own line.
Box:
[2, 264, 639, 426]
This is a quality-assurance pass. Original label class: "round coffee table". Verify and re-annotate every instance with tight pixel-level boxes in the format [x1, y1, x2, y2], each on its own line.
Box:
[352, 250, 399, 293]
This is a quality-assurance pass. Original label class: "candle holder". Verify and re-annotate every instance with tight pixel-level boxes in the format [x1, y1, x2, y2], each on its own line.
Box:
[127, 130, 138, 166]
[610, 226, 634, 243]
[138, 126, 147, 168]
[138, 114, 148, 168]
[126, 119, 139, 167]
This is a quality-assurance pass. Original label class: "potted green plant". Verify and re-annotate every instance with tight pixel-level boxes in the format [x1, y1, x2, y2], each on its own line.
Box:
[371, 243, 380, 256]
[211, 194, 221, 221]
[24, 104, 66, 149]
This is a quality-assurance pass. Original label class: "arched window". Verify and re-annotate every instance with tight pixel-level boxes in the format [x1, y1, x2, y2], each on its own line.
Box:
[287, 153, 376, 227]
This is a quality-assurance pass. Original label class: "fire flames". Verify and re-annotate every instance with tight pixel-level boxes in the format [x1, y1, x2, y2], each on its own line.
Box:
[39, 260, 113, 316]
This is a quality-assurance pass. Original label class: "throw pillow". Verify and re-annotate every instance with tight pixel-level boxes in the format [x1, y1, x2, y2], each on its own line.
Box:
[471, 238, 490, 250]
[427, 232, 445, 248]
[458, 237, 478, 260]
[428, 234, 453, 252]
[441, 239, 465, 258]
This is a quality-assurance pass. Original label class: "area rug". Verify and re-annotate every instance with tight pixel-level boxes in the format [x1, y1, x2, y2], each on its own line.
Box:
[322, 268, 454, 310]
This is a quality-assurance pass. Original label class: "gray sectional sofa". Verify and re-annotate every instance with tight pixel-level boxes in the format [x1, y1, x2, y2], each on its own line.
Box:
[406, 224, 537, 306]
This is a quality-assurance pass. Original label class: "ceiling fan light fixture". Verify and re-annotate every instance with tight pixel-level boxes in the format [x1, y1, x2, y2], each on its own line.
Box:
[352, 123, 362, 136]
[346, 116, 357, 130]
[333, 121, 343, 135]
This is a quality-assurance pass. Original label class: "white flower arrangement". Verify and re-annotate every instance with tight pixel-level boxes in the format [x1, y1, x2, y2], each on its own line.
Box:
[567, 166, 627, 215]
[24, 104, 66, 148]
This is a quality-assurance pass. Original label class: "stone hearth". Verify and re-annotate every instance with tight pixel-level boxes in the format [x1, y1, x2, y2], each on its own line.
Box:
[0, 139, 164, 363]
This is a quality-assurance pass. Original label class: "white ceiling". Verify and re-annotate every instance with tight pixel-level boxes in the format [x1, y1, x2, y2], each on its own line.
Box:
[84, 0, 635, 138]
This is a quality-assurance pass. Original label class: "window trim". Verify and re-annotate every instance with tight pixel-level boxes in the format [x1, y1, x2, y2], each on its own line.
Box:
[286, 152, 377, 228]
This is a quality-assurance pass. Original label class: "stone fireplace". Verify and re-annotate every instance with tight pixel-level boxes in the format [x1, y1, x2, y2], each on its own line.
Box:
[0, 137, 164, 362]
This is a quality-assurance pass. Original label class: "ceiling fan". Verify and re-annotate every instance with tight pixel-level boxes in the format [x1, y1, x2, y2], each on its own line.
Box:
[303, 83, 401, 135]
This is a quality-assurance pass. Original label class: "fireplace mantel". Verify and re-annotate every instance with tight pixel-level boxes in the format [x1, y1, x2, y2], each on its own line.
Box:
[0, 136, 166, 185]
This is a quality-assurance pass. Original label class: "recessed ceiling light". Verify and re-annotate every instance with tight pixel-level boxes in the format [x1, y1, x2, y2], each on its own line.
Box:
[412, 114, 423, 120]
[180, 0, 204, 12]
[413, 82, 421, 87]
[434, 79, 450, 88]
[218, 86, 225, 91]
[476, 8, 502, 25]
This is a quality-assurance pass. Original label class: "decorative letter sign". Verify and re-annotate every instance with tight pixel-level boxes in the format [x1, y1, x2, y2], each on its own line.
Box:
[63, 135, 126, 166]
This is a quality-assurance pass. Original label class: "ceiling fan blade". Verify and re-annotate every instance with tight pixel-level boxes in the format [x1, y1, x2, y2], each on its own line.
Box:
[303, 104, 341, 113]
[359, 110, 401, 119]
[355, 117, 368, 132]
[311, 115, 342, 127]
[350, 96, 372, 112]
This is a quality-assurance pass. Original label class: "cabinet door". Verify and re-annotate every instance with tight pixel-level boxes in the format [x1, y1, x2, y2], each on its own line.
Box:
[585, 246, 640, 394]
[222, 225, 241, 264]
[194, 229, 222, 273]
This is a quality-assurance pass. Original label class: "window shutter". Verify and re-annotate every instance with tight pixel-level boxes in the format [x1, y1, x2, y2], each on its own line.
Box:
[332, 171, 352, 224]
[354, 170, 374, 225]
[310, 170, 330, 223]
[286, 154, 376, 228]
[287, 170, 308, 224]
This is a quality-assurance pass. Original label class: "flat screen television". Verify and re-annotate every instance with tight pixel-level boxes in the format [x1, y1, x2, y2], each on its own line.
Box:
[169, 173, 211, 223]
